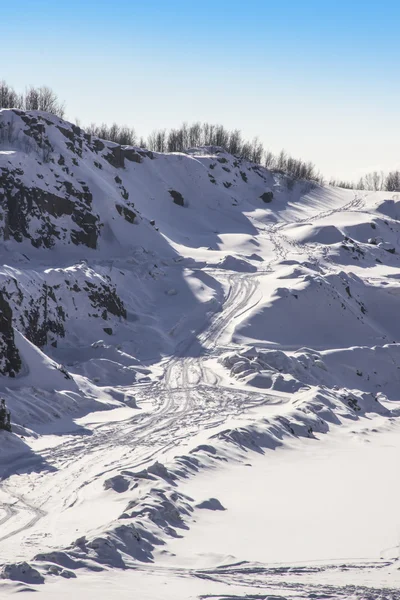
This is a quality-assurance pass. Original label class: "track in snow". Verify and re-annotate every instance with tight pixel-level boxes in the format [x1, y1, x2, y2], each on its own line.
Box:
[0, 270, 279, 560]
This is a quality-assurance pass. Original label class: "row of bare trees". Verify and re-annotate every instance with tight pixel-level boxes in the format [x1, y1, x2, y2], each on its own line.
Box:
[0, 81, 323, 183]
[145, 122, 322, 182]
[330, 170, 400, 192]
[80, 118, 322, 183]
[147, 122, 264, 161]
[85, 122, 138, 146]
[3, 80, 398, 189]
[0, 81, 65, 117]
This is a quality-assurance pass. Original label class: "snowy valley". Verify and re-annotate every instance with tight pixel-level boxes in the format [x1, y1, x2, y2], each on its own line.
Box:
[0, 107, 399, 599]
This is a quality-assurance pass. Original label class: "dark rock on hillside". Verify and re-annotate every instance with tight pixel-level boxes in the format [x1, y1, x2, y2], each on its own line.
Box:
[123, 149, 143, 164]
[169, 190, 184, 206]
[137, 149, 154, 160]
[116, 204, 136, 224]
[0, 168, 101, 249]
[104, 146, 125, 169]
[260, 191, 274, 203]
[85, 279, 127, 320]
[0, 271, 127, 351]
[0, 293, 21, 377]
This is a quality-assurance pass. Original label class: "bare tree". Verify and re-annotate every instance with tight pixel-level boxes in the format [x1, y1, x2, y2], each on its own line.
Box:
[276, 150, 288, 171]
[189, 122, 202, 147]
[385, 171, 400, 191]
[264, 150, 275, 169]
[147, 130, 158, 151]
[0, 81, 23, 109]
[228, 129, 242, 155]
[24, 85, 65, 117]
[119, 126, 136, 146]
[147, 129, 167, 152]
[249, 137, 264, 164]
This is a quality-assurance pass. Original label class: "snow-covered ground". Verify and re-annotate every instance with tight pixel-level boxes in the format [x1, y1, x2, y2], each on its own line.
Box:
[165, 414, 400, 567]
[1, 109, 400, 598]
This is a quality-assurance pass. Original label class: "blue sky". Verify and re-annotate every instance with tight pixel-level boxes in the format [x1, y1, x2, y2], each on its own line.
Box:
[2, 0, 400, 179]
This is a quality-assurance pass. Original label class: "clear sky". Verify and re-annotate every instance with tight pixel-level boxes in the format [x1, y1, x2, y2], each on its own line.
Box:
[2, 0, 400, 180]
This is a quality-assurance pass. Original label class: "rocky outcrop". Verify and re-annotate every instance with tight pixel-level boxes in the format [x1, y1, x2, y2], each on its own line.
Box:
[0, 168, 101, 248]
[169, 190, 184, 206]
[0, 109, 152, 252]
[0, 292, 21, 376]
[0, 269, 126, 350]
[104, 145, 125, 169]
[260, 191, 273, 203]
[116, 203, 136, 224]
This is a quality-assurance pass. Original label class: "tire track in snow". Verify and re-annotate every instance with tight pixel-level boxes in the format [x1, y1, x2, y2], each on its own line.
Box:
[0, 485, 46, 544]
[0, 271, 266, 555]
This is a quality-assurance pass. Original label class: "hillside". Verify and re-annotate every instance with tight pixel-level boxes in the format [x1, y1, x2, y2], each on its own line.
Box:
[1, 108, 400, 599]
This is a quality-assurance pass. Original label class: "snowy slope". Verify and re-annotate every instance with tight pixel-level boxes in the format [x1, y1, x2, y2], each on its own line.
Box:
[0, 109, 400, 599]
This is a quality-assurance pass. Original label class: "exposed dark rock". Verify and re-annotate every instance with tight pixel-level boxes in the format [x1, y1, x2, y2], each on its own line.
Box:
[260, 191, 274, 203]
[169, 190, 184, 206]
[0, 168, 101, 249]
[92, 139, 105, 152]
[0, 270, 128, 351]
[71, 209, 100, 249]
[137, 149, 154, 160]
[120, 187, 129, 200]
[0, 398, 12, 431]
[104, 146, 125, 169]
[116, 204, 136, 224]
[123, 149, 143, 163]
[18, 283, 66, 348]
[86, 281, 127, 319]
[57, 126, 75, 142]
[0, 292, 21, 377]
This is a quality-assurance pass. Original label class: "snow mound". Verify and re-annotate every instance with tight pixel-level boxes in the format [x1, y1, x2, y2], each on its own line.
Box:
[233, 267, 400, 350]
[375, 198, 400, 220]
[215, 255, 257, 272]
[1, 561, 44, 584]
[222, 344, 400, 400]
[104, 475, 130, 493]
[195, 498, 226, 511]
[285, 223, 344, 245]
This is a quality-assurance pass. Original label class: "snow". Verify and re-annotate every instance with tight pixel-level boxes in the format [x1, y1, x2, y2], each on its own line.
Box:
[0, 109, 400, 598]
[164, 414, 400, 567]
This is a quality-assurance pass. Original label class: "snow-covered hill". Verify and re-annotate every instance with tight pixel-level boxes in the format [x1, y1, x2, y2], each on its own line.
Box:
[1, 108, 400, 599]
